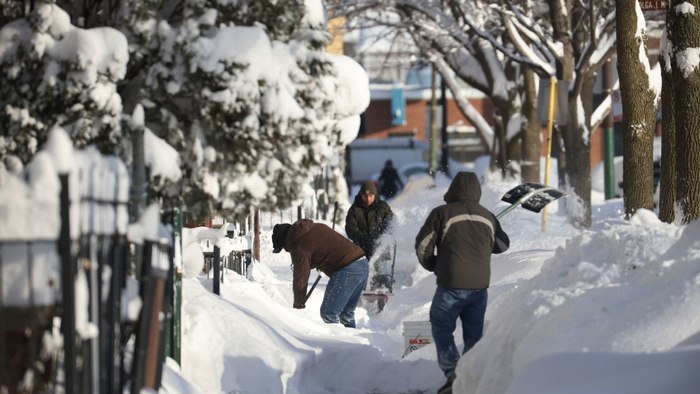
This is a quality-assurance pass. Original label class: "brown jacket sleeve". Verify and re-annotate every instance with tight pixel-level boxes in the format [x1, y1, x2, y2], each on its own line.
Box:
[291, 250, 311, 305]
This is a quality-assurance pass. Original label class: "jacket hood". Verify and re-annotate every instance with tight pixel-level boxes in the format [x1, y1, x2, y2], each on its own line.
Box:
[444, 171, 481, 203]
[286, 218, 316, 246]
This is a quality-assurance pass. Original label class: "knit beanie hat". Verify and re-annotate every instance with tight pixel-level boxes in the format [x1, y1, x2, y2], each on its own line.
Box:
[359, 181, 377, 196]
[272, 223, 291, 253]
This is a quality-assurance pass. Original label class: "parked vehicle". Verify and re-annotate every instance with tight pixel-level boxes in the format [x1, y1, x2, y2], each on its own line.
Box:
[346, 137, 429, 184]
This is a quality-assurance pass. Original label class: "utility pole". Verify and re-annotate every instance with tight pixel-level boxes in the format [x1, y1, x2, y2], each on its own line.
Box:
[603, 59, 616, 199]
[440, 75, 449, 176]
[429, 65, 438, 174]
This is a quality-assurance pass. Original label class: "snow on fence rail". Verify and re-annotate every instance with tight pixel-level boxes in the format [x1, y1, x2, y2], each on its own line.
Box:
[0, 128, 179, 394]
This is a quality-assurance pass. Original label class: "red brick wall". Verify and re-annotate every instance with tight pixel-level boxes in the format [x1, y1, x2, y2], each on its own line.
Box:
[363, 96, 604, 168]
[590, 125, 603, 167]
[362, 98, 494, 140]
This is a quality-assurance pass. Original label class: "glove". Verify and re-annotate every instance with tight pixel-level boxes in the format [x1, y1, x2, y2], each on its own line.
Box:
[293, 303, 305, 309]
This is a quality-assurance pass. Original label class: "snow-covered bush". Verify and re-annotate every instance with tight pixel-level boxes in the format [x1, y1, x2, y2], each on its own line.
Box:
[134, 0, 349, 218]
[0, 4, 127, 167]
[1, 1, 369, 221]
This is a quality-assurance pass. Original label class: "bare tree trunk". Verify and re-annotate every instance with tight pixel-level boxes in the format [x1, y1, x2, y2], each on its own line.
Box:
[493, 108, 510, 176]
[671, 0, 700, 223]
[549, 0, 592, 227]
[500, 61, 520, 178]
[562, 96, 593, 227]
[431, 57, 495, 154]
[580, 74, 596, 126]
[521, 68, 541, 182]
[659, 15, 676, 223]
[616, 0, 656, 219]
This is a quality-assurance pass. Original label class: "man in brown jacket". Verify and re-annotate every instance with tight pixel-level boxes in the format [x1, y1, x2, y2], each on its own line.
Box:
[415, 172, 509, 393]
[272, 219, 368, 328]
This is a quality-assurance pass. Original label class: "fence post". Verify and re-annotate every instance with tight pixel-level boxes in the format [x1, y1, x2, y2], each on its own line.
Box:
[213, 245, 220, 295]
[0, 245, 4, 389]
[129, 118, 147, 223]
[144, 245, 168, 390]
[172, 266, 182, 362]
[253, 209, 260, 263]
[132, 241, 151, 392]
[107, 235, 126, 394]
[170, 207, 183, 364]
[155, 241, 172, 387]
[58, 174, 77, 392]
[132, 239, 171, 392]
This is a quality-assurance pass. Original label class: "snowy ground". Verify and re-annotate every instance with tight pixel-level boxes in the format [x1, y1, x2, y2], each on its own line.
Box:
[167, 170, 700, 394]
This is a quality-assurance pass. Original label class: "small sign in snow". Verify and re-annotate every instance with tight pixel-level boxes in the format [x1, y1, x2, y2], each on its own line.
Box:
[639, 0, 667, 11]
[611, 90, 623, 122]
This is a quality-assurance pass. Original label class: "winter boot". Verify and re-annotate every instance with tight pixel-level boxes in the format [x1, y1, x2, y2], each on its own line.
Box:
[437, 375, 455, 394]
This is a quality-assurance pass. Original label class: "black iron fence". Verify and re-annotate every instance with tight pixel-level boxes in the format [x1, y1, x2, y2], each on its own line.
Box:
[0, 240, 60, 393]
[201, 226, 253, 294]
[226, 250, 252, 277]
[0, 150, 181, 393]
[205, 241, 252, 296]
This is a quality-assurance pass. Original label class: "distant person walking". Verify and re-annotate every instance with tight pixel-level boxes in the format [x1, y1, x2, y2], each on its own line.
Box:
[378, 160, 404, 199]
[272, 219, 368, 328]
[345, 181, 394, 260]
[414, 172, 510, 394]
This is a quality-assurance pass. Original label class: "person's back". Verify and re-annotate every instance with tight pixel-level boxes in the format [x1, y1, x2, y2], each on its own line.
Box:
[285, 219, 364, 279]
[416, 172, 507, 289]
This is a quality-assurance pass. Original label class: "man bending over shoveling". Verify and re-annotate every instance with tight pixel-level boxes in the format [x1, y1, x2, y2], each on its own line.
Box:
[272, 219, 369, 328]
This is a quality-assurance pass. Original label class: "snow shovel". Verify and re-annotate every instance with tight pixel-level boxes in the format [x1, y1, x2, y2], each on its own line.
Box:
[361, 240, 397, 313]
[497, 182, 565, 218]
[388, 240, 397, 293]
[400, 182, 565, 358]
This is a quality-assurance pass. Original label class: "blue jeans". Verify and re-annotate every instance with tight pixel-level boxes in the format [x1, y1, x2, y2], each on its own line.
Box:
[320, 257, 369, 328]
[430, 286, 488, 379]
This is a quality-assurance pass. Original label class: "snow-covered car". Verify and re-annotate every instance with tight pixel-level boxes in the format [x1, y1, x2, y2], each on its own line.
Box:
[398, 162, 432, 183]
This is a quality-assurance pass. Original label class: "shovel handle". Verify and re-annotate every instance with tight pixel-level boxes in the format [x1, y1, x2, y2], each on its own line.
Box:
[305, 274, 322, 302]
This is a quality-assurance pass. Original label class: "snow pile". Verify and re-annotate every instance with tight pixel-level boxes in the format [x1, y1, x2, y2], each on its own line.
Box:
[456, 210, 700, 394]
